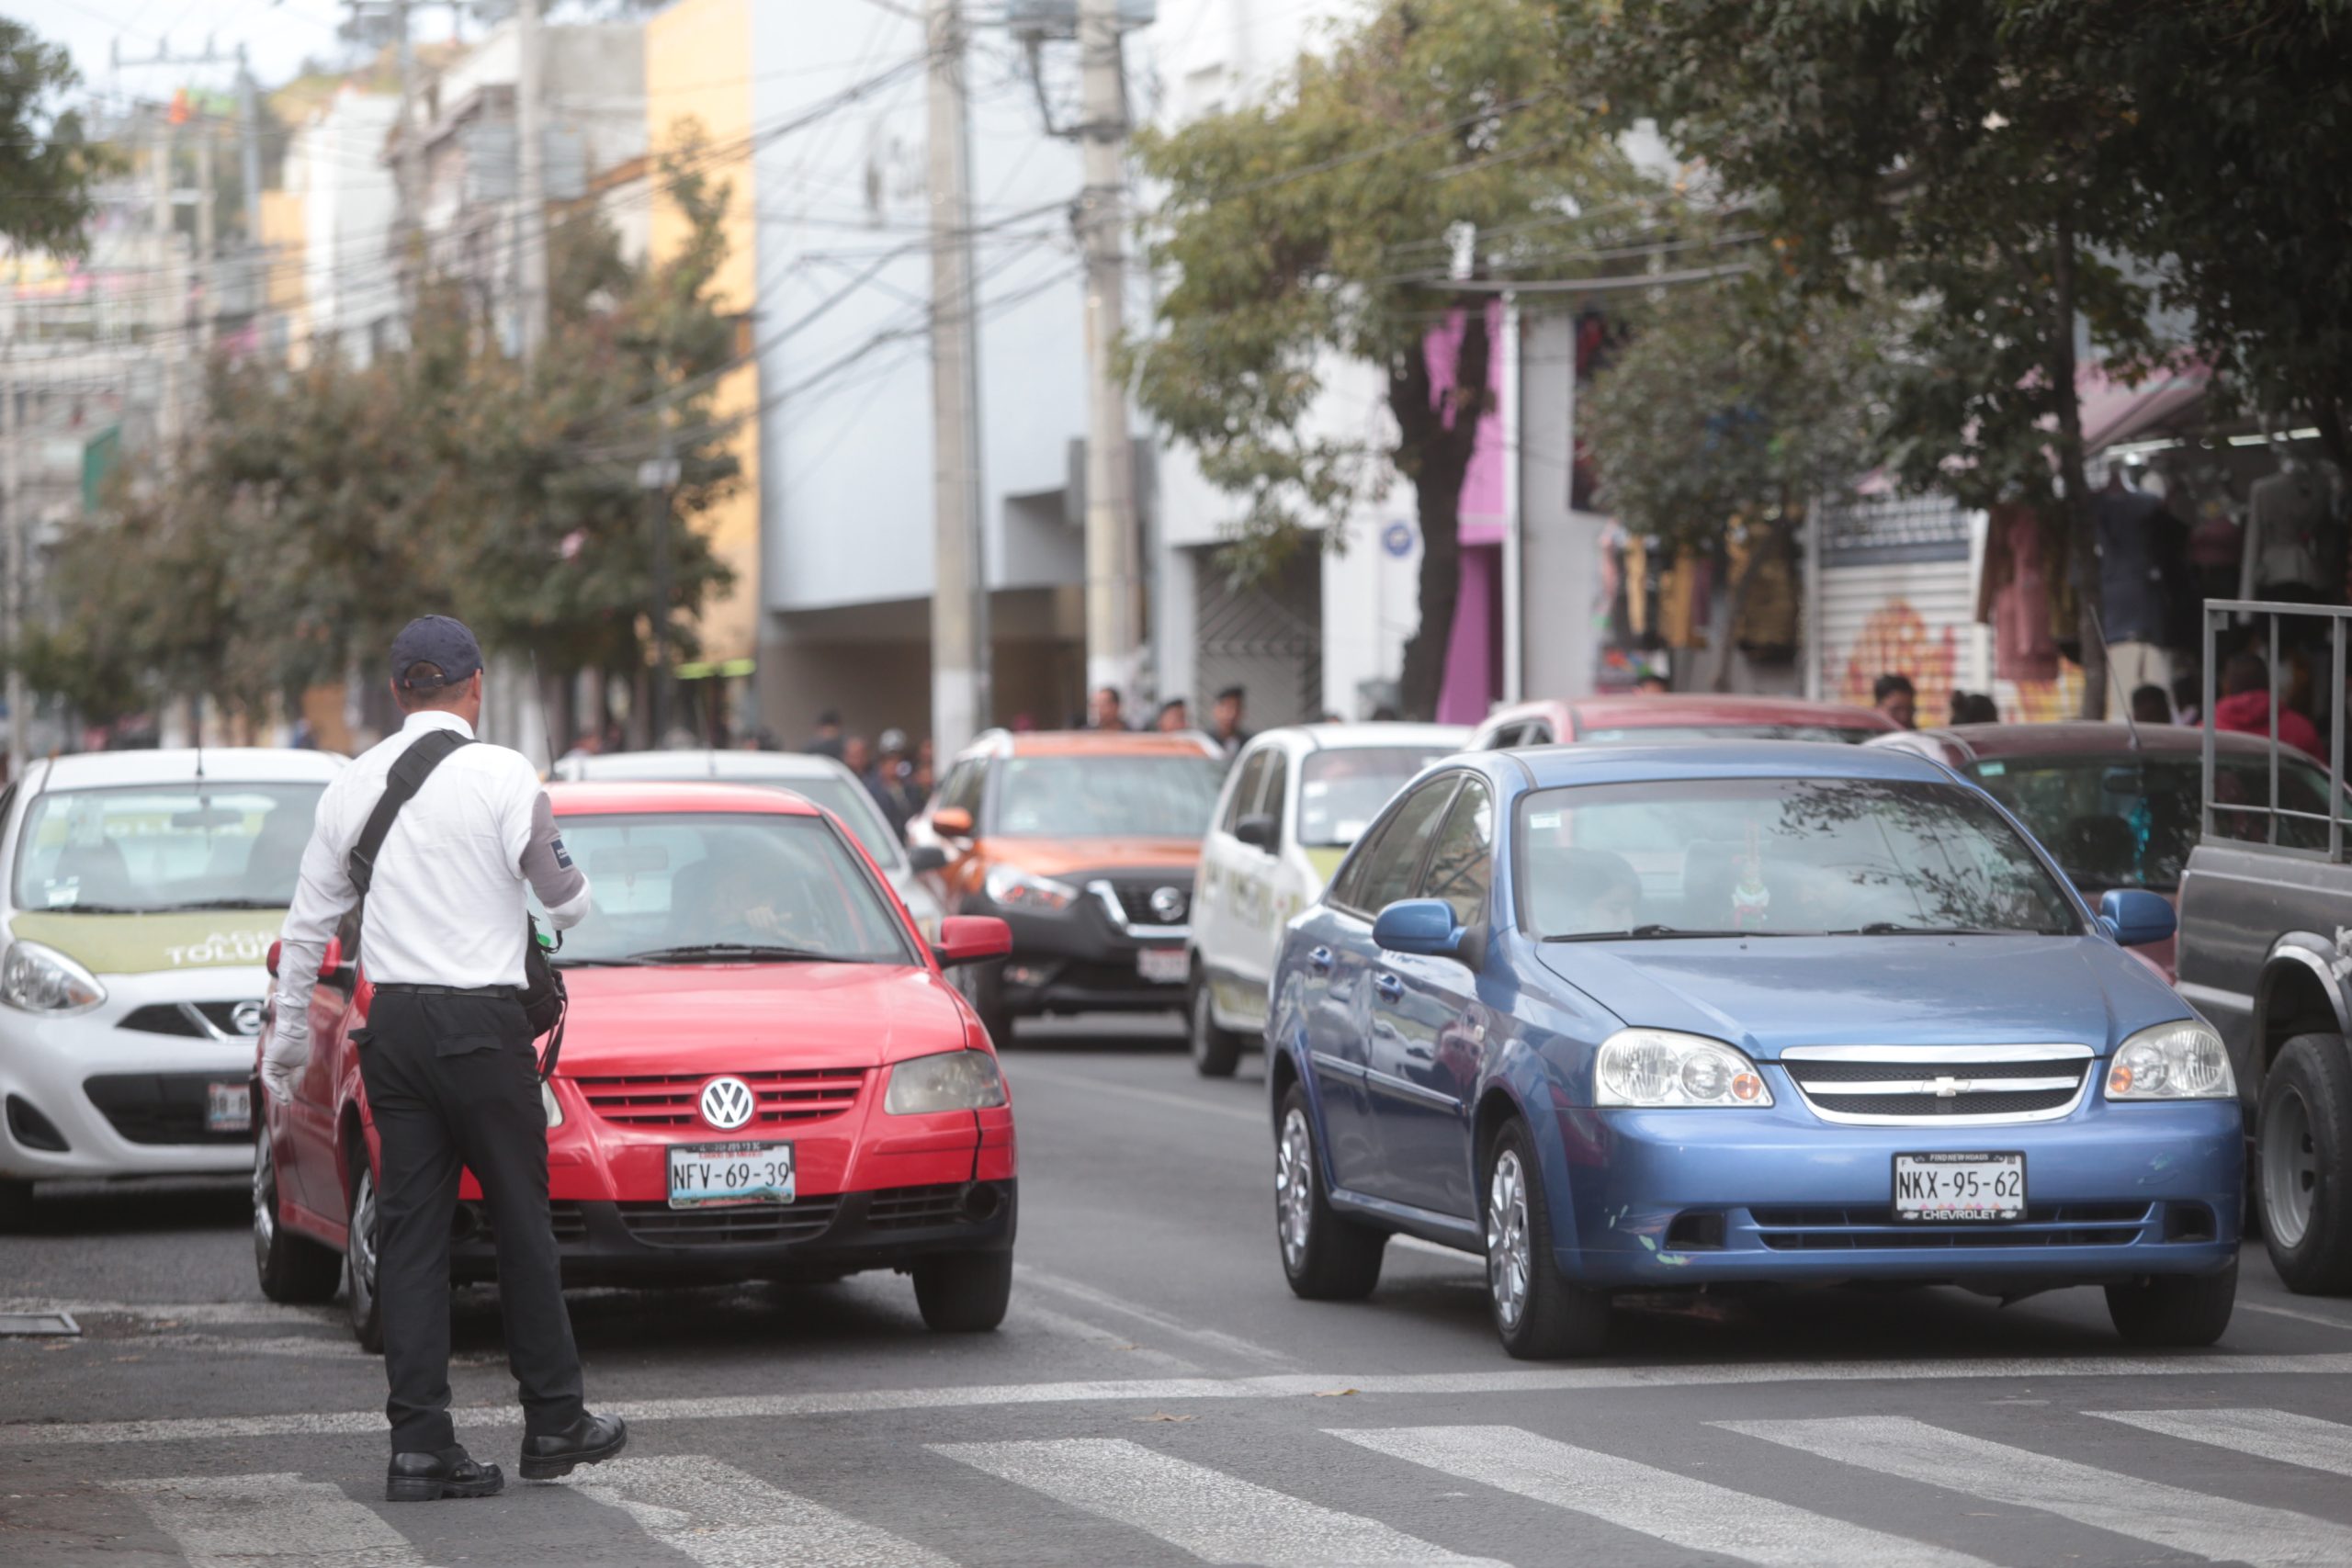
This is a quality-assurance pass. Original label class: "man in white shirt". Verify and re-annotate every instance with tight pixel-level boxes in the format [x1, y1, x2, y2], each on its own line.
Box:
[267, 615, 625, 1502]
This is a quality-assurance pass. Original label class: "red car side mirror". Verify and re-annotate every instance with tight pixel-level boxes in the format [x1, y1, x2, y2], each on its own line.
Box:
[266, 940, 282, 977]
[318, 935, 344, 979]
[933, 916, 1012, 967]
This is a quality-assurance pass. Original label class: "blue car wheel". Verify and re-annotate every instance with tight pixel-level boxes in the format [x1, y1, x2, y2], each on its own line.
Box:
[1484, 1118, 1609, 1359]
[1274, 1083, 1385, 1300]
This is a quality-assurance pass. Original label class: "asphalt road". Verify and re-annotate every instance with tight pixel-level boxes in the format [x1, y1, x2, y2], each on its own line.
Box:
[7, 1015, 2352, 1567]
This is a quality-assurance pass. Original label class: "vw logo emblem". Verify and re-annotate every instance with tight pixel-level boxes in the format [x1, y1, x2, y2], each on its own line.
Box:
[230, 1000, 266, 1037]
[699, 1077, 756, 1131]
[1148, 886, 1186, 923]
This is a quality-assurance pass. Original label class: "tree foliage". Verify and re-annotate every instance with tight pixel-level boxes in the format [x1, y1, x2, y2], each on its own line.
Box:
[0, 20, 106, 255]
[28, 143, 741, 728]
[1594, 0, 2170, 716]
[1127, 0, 1639, 717]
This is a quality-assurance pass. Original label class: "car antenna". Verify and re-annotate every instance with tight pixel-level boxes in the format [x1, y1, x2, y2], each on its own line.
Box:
[2086, 604, 2142, 755]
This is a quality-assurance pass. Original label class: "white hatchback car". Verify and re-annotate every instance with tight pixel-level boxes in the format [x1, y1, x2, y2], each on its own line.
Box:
[1186, 723, 1466, 1075]
[549, 750, 948, 940]
[0, 747, 345, 1222]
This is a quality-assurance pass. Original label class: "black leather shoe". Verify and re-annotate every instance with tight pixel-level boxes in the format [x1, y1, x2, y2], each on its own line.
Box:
[387, 1446, 504, 1503]
[518, 1412, 628, 1481]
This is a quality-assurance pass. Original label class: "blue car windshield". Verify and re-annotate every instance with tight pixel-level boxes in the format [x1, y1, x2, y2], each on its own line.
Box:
[1517, 776, 2082, 940]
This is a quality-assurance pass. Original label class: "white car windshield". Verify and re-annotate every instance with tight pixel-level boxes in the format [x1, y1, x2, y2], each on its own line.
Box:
[14, 784, 327, 914]
[1298, 748, 1455, 847]
[1520, 776, 2082, 940]
[540, 812, 917, 966]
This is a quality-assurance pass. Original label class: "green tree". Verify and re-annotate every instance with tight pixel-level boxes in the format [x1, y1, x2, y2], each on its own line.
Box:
[1580, 273, 1894, 687]
[1127, 0, 1636, 717]
[1596, 0, 2165, 716]
[0, 20, 106, 254]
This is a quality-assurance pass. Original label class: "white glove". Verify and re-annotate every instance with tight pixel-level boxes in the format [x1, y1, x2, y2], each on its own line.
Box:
[261, 1017, 310, 1104]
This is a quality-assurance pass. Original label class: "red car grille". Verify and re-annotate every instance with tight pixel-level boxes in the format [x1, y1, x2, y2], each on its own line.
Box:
[570, 1068, 867, 1129]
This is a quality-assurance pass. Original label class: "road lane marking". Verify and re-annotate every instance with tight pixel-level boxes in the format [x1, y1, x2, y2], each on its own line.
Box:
[571, 1455, 952, 1568]
[1003, 1066, 1264, 1125]
[2092, 1407, 2352, 1476]
[2242, 1300, 2352, 1331]
[1016, 1265, 1296, 1369]
[16, 1352, 2352, 1448]
[1332, 1425, 1993, 1568]
[1020, 1303, 1206, 1375]
[1717, 1414, 2352, 1568]
[109, 1472, 426, 1567]
[933, 1438, 1501, 1566]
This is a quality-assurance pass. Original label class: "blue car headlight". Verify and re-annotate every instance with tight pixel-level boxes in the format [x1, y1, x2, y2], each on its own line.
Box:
[1595, 1029, 1772, 1108]
[886, 1049, 1009, 1114]
[2105, 1019, 2234, 1100]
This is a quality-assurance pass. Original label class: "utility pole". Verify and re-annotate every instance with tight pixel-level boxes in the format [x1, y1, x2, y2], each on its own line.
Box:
[2, 350, 22, 779]
[236, 46, 262, 252]
[639, 385, 681, 747]
[195, 118, 218, 354]
[391, 0, 423, 317]
[925, 0, 990, 756]
[1076, 0, 1139, 703]
[514, 0, 550, 365]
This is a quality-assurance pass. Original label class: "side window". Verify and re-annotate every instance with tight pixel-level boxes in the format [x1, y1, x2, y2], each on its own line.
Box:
[1419, 780, 1495, 927]
[1223, 750, 1272, 833]
[940, 761, 984, 818]
[1258, 750, 1289, 833]
[1526, 722, 1555, 745]
[1482, 724, 1519, 750]
[1337, 779, 1459, 916]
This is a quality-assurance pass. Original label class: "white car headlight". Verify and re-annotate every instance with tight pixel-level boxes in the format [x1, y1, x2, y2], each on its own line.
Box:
[541, 1080, 565, 1128]
[1595, 1028, 1772, 1108]
[886, 1049, 1009, 1114]
[984, 864, 1077, 914]
[0, 939, 106, 1015]
[2106, 1019, 2234, 1100]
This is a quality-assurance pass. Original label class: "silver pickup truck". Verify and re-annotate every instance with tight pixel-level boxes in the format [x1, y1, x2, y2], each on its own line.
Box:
[2176, 599, 2352, 1296]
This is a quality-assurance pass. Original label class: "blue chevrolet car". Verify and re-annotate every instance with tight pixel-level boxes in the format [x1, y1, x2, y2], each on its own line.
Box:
[1266, 740, 2243, 1358]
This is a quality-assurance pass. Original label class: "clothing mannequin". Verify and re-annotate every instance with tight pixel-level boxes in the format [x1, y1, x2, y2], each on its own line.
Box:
[2093, 458, 2179, 717]
[2242, 446, 2332, 600]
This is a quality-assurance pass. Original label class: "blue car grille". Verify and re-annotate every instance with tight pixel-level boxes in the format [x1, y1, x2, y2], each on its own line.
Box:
[1749, 1201, 2151, 1250]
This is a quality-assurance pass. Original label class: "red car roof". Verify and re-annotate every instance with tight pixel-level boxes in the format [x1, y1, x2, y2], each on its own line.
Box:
[545, 780, 822, 816]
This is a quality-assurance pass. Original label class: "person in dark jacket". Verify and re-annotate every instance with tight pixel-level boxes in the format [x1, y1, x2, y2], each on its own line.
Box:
[2214, 652, 2323, 758]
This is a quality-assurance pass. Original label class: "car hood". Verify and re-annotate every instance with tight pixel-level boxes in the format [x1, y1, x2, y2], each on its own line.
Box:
[1534, 934, 2177, 1057]
[10, 909, 285, 975]
[547, 962, 969, 1074]
[979, 836, 1202, 875]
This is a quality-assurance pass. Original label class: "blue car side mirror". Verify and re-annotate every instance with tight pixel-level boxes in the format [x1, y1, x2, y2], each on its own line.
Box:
[2098, 887, 2176, 948]
[1373, 898, 1464, 958]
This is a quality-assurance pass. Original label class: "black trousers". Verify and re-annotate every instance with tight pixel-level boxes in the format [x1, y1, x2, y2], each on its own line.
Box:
[356, 989, 585, 1454]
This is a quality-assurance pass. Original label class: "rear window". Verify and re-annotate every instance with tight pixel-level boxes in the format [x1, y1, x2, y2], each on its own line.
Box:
[990, 754, 1224, 839]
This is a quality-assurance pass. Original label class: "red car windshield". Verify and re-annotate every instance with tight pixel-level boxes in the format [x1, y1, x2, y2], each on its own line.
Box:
[538, 813, 918, 966]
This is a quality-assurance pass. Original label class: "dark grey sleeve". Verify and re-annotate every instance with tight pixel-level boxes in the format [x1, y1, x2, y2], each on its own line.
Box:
[521, 790, 592, 928]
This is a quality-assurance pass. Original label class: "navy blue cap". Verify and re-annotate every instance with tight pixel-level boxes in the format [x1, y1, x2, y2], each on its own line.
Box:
[389, 615, 484, 692]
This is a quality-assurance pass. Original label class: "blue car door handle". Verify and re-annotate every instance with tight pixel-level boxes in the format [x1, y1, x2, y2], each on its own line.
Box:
[1373, 972, 1405, 1003]
[1306, 946, 1335, 974]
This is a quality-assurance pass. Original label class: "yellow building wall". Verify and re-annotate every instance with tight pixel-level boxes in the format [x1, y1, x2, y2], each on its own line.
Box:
[257, 188, 309, 359]
[646, 0, 761, 668]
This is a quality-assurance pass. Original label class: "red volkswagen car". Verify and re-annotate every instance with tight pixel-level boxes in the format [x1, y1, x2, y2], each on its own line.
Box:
[250, 782, 1018, 1348]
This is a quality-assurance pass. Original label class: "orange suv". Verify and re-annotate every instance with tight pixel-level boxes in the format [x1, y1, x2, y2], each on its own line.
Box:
[909, 729, 1227, 1043]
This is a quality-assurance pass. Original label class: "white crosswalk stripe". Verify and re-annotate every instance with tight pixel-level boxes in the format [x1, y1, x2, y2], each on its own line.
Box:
[2092, 1406, 2352, 1477]
[1717, 1414, 2352, 1568]
[932, 1437, 1503, 1567]
[1331, 1424, 1995, 1568]
[107, 1472, 426, 1567]
[571, 1455, 954, 1568]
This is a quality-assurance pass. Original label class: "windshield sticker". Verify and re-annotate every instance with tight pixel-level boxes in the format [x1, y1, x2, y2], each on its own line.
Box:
[1529, 811, 1562, 831]
[43, 881, 79, 908]
[1977, 761, 2006, 777]
[1302, 780, 1329, 797]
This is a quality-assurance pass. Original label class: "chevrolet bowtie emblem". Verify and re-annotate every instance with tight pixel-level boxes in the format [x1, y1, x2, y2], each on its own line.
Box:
[1926, 1076, 1974, 1098]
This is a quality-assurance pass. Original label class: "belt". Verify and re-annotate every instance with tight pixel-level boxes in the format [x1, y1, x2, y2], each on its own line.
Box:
[372, 982, 520, 999]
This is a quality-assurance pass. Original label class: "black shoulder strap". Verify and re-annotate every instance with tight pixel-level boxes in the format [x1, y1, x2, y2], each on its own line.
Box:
[348, 728, 474, 895]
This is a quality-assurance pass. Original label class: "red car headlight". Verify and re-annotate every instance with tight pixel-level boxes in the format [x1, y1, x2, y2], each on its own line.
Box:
[886, 1049, 1008, 1114]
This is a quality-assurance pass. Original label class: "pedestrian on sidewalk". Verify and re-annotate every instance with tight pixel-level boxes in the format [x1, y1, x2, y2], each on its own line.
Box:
[263, 615, 627, 1503]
